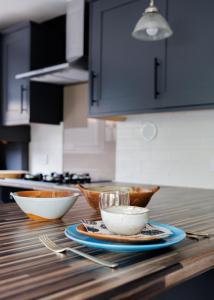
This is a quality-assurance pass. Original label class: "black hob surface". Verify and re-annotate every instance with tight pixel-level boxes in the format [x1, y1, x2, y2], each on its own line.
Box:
[24, 172, 91, 185]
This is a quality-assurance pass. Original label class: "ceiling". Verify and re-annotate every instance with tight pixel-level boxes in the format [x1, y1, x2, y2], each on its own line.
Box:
[0, 0, 67, 30]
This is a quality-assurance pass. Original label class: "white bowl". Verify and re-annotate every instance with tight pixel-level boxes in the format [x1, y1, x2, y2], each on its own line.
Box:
[101, 205, 149, 235]
[10, 190, 80, 220]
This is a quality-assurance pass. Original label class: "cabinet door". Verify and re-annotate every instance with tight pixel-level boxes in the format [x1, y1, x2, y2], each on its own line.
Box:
[2, 27, 30, 125]
[89, 0, 166, 116]
[164, 0, 214, 108]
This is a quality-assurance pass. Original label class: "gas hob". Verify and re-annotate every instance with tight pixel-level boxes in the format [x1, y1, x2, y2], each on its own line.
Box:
[24, 172, 91, 185]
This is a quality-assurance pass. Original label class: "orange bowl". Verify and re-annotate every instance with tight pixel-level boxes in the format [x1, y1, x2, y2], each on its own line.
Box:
[76, 184, 160, 211]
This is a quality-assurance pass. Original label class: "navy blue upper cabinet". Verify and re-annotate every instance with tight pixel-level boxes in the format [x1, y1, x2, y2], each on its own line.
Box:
[89, 0, 167, 116]
[89, 0, 214, 116]
[1, 19, 64, 125]
[1, 25, 30, 125]
[163, 0, 214, 108]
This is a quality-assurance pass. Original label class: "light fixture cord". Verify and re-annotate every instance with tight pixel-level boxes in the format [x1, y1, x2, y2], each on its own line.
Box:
[150, 0, 155, 7]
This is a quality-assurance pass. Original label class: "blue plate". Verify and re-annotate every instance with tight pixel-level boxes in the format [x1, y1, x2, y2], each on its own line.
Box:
[64, 221, 186, 252]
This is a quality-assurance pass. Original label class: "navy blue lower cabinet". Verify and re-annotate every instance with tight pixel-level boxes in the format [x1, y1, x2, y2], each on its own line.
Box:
[153, 269, 214, 300]
[89, 0, 167, 116]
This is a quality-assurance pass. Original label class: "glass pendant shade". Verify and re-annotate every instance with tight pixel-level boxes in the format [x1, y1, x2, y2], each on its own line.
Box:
[132, 0, 173, 41]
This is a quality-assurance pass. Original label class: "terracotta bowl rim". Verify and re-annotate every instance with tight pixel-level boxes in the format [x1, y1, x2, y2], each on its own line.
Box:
[13, 190, 79, 199]
[81, 186, 158, 194]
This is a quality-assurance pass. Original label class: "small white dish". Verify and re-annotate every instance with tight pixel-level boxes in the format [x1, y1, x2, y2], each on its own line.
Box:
[101, 205, 149, 236]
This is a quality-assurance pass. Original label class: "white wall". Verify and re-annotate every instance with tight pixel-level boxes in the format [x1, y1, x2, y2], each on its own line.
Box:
[29, 123, 63, 174]
[116, 110, 214, 189]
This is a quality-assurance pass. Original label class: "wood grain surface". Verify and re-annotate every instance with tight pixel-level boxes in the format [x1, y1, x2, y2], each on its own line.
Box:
[0, 186, 213, 300]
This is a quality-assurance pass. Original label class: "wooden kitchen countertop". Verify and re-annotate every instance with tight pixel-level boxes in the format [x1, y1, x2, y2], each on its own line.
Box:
[0, 187, 213, 300]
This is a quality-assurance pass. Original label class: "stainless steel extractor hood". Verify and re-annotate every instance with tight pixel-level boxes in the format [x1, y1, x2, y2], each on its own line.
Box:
[16, 62, 88, 85]
[15, 0, 88, 85]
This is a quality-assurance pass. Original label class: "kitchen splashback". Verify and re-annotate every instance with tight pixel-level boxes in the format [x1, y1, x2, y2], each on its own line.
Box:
[29, 83, 116, 180]
[116, 109, 214, 189]
[29, 123, 63, 174]
[63, 84, 116, 181]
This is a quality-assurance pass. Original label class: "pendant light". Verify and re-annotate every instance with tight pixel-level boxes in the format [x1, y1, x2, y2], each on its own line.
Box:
[132, 0, 173, 41]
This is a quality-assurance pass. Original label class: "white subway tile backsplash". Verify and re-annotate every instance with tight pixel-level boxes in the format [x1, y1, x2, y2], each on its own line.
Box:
[116, 110, 214, 189]
[29, 123, 63, 174]
[63, 84, 116, 181]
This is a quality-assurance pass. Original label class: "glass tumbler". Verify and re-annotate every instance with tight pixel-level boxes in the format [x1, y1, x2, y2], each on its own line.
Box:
[99, 190, 130, 210]
[99, 190, 130, 234]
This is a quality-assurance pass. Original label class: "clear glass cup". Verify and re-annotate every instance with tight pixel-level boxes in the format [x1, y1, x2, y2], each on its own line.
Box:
[99, 190, 130, 210]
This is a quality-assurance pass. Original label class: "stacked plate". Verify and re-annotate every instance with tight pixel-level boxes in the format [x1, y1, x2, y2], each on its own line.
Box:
[65, 220, 186, 253]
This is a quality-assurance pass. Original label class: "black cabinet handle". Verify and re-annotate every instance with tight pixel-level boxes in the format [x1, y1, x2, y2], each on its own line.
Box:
[90, 71, 99, 106]
[154, 57, 160, 99]
[20, 84, 28, 113]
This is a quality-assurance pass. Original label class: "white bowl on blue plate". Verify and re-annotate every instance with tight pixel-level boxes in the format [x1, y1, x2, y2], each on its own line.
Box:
[101, 206, 149, 236]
